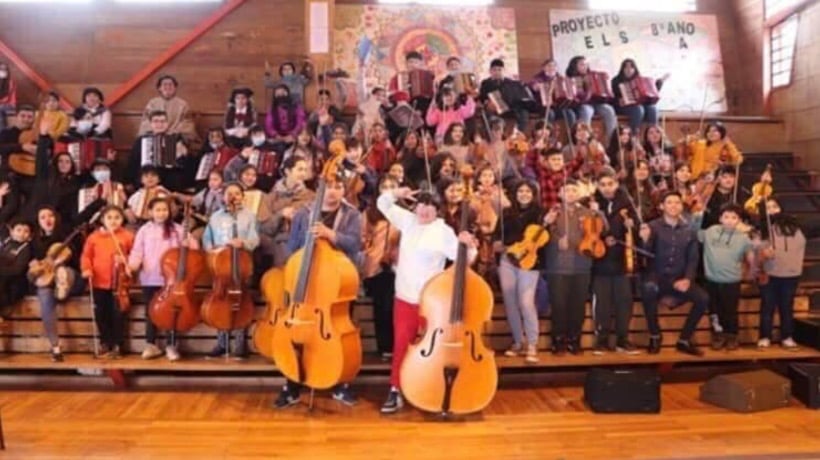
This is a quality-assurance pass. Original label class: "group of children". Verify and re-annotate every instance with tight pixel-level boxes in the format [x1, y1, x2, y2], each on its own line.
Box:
[0, 55, 807, 414]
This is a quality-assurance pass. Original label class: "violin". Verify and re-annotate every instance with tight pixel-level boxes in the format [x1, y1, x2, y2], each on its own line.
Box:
[506, 224, 550, 270]
[578, 211, 606, 259]
[149, 204, 207, 334]
[400, 200, 497, 415]
[200, 202, 255, 336]
[271, 160, 362, 390]
[620, 209, 635, 273]
[104, 228, 133, 313]
[744, 164, 773, 216]
[687, 174, 717, 213]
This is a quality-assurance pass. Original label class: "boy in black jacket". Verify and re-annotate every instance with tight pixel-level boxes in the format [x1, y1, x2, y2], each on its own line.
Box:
[0, 218, 33, 320]
[592, 167, 640, 354]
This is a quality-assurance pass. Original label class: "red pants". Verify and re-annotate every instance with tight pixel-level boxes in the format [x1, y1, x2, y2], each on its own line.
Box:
[390, 298, 425, 388]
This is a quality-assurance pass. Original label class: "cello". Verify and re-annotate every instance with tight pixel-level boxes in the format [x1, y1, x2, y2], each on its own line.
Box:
[200, 200, 255, 348]
[149, 203, 207, 334]
[271, 161, 362, 390]
[400, 200, 497, 415]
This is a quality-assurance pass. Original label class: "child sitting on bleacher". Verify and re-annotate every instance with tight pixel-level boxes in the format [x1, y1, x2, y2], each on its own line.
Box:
[0, 218, 33, 321]
[125, 166, 171, 226]
[758, 198, 805, 350]
[697, 203, 755, 351]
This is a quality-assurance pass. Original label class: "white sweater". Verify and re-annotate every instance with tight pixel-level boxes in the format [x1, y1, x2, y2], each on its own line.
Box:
[377, 191, 474, 304]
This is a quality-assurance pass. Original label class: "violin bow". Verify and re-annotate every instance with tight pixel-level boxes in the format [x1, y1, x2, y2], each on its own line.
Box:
[696, 85, 709, 136]
[561, 115, 575, 237]
[732, 161, 740, 204]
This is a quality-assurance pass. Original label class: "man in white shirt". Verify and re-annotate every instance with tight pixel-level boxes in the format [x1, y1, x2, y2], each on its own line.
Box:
[376, 187, 477, 414]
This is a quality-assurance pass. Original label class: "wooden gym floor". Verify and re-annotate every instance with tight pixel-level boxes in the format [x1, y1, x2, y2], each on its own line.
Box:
[1, 376, 820, 460]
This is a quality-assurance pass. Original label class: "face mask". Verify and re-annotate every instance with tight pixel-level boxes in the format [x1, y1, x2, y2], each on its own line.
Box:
[92, 170, 110, 183]
[209, 142, 222, 150]
[274, 96, 290, 106]
[251, 136, 266, 147]
[77, 120, 93, 134]
[0, 71, 7, 79]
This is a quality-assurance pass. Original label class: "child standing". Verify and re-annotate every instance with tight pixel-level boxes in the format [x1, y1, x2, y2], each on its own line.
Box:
[698, 204, 755, 351]
[128, 197, 198, 361]
[80, 206, 135, 358]
[758, 198, 805, 349]
[0, 219, 33, 321]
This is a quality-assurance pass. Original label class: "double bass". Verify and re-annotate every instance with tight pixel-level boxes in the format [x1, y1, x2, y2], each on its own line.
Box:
[149, 204, 207, 334]
[200, 201, 255, 346]
[271, 161, 362, 390]
[400, 200, 497, 415]
[253, 267, 286, 360]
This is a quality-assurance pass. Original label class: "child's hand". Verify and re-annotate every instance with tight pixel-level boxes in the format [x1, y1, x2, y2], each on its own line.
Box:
[558, 236, 569, 251]
[81, 270, 92, 279]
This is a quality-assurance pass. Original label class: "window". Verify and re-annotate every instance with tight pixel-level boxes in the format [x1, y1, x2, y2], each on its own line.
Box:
[770, 14, 799, 88]
[588, 0, 696, 12]
[765, 0, 805, 20]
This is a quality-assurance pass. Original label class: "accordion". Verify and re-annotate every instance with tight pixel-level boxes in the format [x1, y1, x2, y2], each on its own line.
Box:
[78, 182, 124, 213]
[195, 147, 236, 182]
[248, 149, 278, 176]
[581, 71, 615, 104]
[140, 134, 181, 168]
[552, 76, 580, 108]
[242, 189, 263, 216]
[486, 90, 510, 115]
[619, 76, 660, 106]
[398, 70, 435, 100]
[500, 80, 538, 113]
[388, 104, 425, 130]
[451, 73, 477, 96]
[335, 78, 360, 111]
[131, 187, 170, 221]
[56, 138, 113, 173]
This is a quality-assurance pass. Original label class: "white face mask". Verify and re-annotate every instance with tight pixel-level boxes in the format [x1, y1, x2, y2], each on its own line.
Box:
[0, 71, 7, 79]
[77, 120, 93, 134]
[92, 170, 110, 183]
[251, 136, 266, 147]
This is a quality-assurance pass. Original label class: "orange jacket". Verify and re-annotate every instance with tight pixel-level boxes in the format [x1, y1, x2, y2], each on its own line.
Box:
[81, 227, 135, 289]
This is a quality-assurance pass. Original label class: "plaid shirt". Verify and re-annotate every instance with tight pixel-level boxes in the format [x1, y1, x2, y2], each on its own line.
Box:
[535, 154, 585, 210]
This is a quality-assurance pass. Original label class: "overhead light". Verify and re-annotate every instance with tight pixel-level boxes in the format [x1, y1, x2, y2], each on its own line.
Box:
[378, 0, 493, 5]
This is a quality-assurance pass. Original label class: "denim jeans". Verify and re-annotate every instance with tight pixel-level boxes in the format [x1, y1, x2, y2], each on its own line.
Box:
[641, 277, 708, 341]
[759, 276, 799, 340]
[617, 104, 659, 134]
[499, 257, 540, 346]
[574, 103, 617, 142]
[37, 268, 86, 347]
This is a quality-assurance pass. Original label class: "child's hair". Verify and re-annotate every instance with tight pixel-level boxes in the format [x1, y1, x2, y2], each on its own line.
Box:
[596, 166, 618, 181]
[704, 121, 727, 143]
[224, 182, 245, 195]
[542, 147, 563, 159]
[405, 51, 423, 62]
[660, 190, 683, 203]
[717, 165, 737, 177]
[148, 197, 176, 240]
[446, 56, 461, 66]
[209, 168, 224, 181]
[282, 155, 305, 175]
[719, 203, 744, 219]
[100, 205, 126, 224]
[473, 164, 498, 189]
[443, 123, 469, 146]
[9, 217, 33, 234]
[345, 137, 362, 152]
[278, 62, 296, 76]
[148, 110, 167, 121]
[140, 165, 160, 179]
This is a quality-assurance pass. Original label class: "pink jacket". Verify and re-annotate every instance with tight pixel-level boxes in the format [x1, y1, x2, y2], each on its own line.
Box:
[425, 97, 476, 141]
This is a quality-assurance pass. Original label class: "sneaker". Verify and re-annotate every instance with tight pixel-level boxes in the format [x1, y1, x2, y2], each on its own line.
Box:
[757, 338, 771, 348]
[206, 346, 227, 359]
[524, 344, 539, 363]
[332, 385, 358, 406]
[166, 345, 181, 362]
[273, 388, 301, 409]
[676, 340, 704, 357]
[504, 343, 523, 357]
[551, 337, 566, 356]
[380, 389, 404, 414]
[95, 344, 110, 359]
[725, 334, 739, 351]
[710, 314, 723, 333]
[616, 339, 640, 355]
[782, 337, 799, 350]
[647, 336, 661, 354]
[380, 352, 393, 362]
[106, 346, 122, 360]
[141, 343, 163, 360]
[50, 346, 64, 363]
[710, 332, 726, 351]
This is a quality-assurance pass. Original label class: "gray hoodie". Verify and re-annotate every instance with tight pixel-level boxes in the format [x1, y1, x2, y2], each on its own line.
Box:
[763, 227, 805, 278]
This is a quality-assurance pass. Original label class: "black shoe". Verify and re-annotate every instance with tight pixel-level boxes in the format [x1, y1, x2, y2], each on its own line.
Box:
[332, 384, 358, 406]
[206, 346, 227, 359]
[725, 334, 739, 351]
[710, 332, 726, 351]
[592, 336, 607, 356]
[616, 338, 640, 355]
[50, 348, 64, 363]
[231, 346, 249, 361]
[676, 340, 704, 357]
[648, 336, 662, 354]
[380, 389, 404, 414]
[551, 336, 566, 356]
[566, 337, 582, 356]
[273, 388, 301, 409]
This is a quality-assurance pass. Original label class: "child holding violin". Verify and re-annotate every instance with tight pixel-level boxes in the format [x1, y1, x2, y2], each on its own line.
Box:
[534, 148, 585, 211]
[202, 183, 259, 359]
[128, 197, 199, 362]
[758, 198, 805, 350]
[375, 186, 478, 414]
[592, 168, 640, 354]
[699, 165, 746, 229]
[543, 179, 605, 355]
[497, 180, 546, 363]
[688, 122, 743, 179]
[606, 125, 645, 177]
[80, 205, 135, 359]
